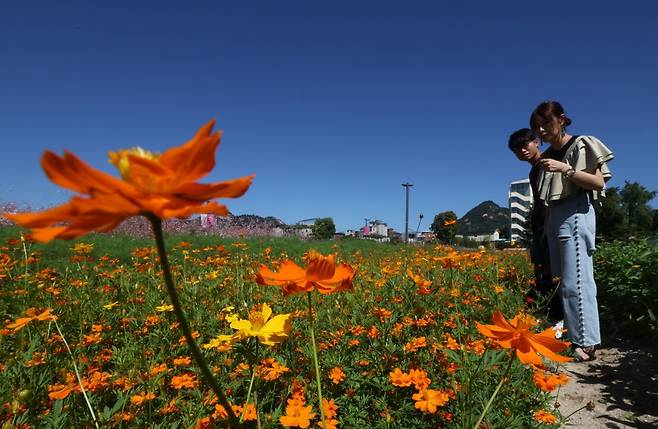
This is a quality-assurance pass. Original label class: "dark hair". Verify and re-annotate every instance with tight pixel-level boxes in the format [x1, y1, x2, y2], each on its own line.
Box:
[530, 101, 572, 130]
[508, 128, 537, 152]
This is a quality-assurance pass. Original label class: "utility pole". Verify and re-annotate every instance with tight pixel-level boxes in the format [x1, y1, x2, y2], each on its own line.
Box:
[401, 183, 413, 243]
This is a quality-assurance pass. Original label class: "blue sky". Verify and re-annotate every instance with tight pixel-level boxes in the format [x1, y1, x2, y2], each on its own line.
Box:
[2, 0, 657, 232]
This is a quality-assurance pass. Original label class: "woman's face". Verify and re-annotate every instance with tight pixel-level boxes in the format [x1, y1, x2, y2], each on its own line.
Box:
[532, 115, 563, 143]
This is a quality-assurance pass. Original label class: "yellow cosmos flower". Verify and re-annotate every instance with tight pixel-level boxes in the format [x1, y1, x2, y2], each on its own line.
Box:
[103, 301, 119, 310]
[155, 304, 174, 312]
[202, 336, 234, 351]
[71, 242, 94, 254]
[224, 303, 292, 346]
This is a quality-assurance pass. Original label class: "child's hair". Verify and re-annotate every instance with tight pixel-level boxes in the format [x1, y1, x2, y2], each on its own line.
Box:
[508, 128, 537, 152]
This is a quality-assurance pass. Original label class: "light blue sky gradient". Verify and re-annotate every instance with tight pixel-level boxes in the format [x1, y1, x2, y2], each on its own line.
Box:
[2, 0, 656, 232]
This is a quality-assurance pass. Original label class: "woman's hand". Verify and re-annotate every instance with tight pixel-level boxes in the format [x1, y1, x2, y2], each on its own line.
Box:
[540, 158, 605, 191]
[539, 159, 570, 173]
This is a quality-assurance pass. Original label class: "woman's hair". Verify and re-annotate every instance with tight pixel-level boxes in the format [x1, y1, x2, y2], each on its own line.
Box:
[530, 101, 572, 130]
[508, 128, 537, 152]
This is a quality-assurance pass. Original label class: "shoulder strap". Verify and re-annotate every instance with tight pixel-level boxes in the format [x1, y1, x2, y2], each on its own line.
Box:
[560, 136, 582, 162]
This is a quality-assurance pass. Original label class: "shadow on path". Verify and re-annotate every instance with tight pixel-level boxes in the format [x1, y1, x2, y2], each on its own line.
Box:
[567, 331, 658, 428]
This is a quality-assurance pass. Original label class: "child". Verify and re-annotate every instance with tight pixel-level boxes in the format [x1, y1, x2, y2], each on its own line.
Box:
[508, 128, 564, 324]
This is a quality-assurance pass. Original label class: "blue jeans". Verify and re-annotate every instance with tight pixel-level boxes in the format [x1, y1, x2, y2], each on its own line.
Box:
[546, 192, 601, 347]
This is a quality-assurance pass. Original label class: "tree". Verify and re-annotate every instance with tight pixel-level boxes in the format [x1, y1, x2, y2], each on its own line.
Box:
[312, 218, 336, 240]
[619, 181, 656, 233]
[596, 187, 628, 240]
[596, 181, 656, 239]
[430, 211, 458, 244]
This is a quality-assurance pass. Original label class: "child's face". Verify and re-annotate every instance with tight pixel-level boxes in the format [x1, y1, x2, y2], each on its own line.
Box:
[513, 139, 540, 162]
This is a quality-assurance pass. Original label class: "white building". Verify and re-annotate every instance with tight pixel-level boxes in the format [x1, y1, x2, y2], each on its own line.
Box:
[368, 220, 388, 237]
[509, 178, 532, 243]
[455, 230, 500, 243]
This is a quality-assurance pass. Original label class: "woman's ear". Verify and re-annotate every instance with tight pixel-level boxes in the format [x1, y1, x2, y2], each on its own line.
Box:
[559, 114, 567, 125]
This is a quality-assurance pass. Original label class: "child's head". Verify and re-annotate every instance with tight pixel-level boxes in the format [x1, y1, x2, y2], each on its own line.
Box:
[508, 128, 540, 163]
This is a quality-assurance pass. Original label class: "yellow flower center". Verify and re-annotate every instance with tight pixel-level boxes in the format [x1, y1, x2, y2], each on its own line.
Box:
[108, 147, 160, 182]
[249, 309, 266, 329]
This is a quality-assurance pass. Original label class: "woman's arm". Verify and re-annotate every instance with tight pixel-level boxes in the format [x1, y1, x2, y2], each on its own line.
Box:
[539, 159, 606, 192]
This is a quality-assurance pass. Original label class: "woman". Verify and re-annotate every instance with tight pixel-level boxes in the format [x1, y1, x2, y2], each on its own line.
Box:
[530, 101, 613, 362]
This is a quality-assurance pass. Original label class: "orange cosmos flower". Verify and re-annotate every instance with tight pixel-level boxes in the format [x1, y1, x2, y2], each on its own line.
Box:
[130, 392, 156, 406]
[329, 367, 346, 384]
[6, 309, 57, 333]
[321, 398, 339, 419]
[256, 251, 355, 296]
[260, 358, 290, 381]
[389, 368, 413, 387]
[3, 120, 253, 242]
[404, 336, 427, 353]
[239, 403, 257, 422]
[533, 409, 558, 424]
[533, 369, 569, 392]
[408, 368, 431, 391]
[280, 399, 316, 428]
[170, 373, 199, 389]
[412, 389, 450, 414]
[48, 384, 76, 400]
[475, 311, 572, 366]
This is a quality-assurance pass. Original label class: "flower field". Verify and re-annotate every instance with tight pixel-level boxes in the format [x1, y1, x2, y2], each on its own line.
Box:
[0, 121, 575, 428]
[0, 228, 570, 428]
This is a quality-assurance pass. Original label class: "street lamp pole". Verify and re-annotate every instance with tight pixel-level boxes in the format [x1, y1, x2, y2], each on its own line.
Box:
[401, 182, 413, 243]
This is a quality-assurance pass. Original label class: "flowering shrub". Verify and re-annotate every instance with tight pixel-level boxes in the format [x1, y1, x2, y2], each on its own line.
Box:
[595, 237, 658, 339]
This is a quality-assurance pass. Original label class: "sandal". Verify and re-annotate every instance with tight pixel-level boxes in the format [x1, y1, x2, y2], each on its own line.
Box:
[572, 345, 597, 362]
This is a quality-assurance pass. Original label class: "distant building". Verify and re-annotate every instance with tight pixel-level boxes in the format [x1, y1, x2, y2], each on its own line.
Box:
[297, 226, 313, 238]
[509, 178, 532, 243]
[368, 220, 388, 237]
[415, 231, 435, 242]
[455, 229, 500, 243]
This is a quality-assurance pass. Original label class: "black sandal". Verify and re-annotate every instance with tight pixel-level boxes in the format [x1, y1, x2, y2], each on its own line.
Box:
[572, 345, 597, 362]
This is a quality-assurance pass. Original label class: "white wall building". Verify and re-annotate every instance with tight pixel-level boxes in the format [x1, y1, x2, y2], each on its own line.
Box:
[509, 178, 533, 243]
[368, 220, 388, 237]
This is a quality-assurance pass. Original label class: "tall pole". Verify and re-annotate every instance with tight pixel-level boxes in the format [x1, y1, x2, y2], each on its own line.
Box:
[402, 182, 413, 243]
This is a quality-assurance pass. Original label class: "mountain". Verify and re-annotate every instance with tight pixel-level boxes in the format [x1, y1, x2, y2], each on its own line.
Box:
[457, 200, 510, 236]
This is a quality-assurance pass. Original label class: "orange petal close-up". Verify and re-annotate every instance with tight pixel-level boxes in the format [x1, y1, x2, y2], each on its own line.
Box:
[256, 251, 355, 296]
[3, 120, 254, 242]
[475, 311, 572, 366]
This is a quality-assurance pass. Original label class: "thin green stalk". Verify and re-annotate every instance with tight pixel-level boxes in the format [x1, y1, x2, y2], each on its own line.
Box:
[148, 215, 240, 429]
[52, 319, 99, 429]
[241, 341, 259, 423]
[21, 234, 28, 288]
[558, 402, 593, 423]
[472, 351, 515, 429]
[464, 346, 489, 428]
[307, 292, 326, 429]
[254, 391, 262, 429]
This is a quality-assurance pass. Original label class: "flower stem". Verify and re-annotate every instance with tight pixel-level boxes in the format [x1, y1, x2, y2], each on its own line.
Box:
[52, 318, 99, 429]
[242, 340, 259, 423]
[307, 292, 326, 429]
[472, 351, 515, 429]
[148, 215, 240, 428]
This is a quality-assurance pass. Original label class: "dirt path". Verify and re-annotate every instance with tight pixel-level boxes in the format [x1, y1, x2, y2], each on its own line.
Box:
[554, 338, 658, 428]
